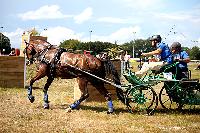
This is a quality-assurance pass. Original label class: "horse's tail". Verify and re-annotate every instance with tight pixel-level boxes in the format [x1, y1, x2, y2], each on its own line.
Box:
[103, 59, 126, 104]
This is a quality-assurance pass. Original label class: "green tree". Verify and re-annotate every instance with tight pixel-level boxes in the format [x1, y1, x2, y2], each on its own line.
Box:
[189, 46, 200, 60]
[121, 39, 152, 57]
[60, 39, 80, 50]
[60, 40, 118, 55]
[0, 33, 11, 54]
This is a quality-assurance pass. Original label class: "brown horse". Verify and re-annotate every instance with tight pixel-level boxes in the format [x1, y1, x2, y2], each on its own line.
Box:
[24, 39, 124, 113]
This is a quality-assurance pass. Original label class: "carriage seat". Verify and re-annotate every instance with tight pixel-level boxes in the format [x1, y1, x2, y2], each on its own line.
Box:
[180, 79, 199, 88]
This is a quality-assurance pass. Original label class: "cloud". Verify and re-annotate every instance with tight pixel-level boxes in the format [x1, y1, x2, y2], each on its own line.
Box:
[108, 26, 140, 43]
[4, 28, 25, 48]
[84, 26, 141, 44]
[97, 17, 137, 24]
[165, 34, 187, 46]
[149, 4, 200, 24]
[3, 27, 81, 49]
[43, 26, 141, 45]
[18, 5, 92, 24]
[18, 5, 72, 20]
[73, 7, 93, 24]
[98, 17, 128, 24]
[40, 26, 82, 45]
[155, 12, 200, 23]
[119, 0, 163, 10]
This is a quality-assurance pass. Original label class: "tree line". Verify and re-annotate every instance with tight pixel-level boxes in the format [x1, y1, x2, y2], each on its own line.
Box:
[0, 32, 199, 60]
[59, 39, 200, 60]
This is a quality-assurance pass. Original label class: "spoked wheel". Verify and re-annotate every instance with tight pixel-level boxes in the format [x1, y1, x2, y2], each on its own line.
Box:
[159, 86, 183, 110]
[125, 85, 158, 115]
[178, 88, 200, 111]
[159, 85, 200, 112]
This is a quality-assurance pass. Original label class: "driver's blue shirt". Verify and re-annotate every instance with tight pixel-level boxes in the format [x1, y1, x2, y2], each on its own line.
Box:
[172, 51, 189, 69]
[156, 42, 172, 64]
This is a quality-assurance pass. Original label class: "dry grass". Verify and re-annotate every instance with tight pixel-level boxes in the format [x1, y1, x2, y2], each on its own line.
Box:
[0, 62, 200, 133]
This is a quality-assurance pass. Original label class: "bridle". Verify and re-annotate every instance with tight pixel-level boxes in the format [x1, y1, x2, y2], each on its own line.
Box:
[24, 40, 37, 64]
[24, 40, 54, 65]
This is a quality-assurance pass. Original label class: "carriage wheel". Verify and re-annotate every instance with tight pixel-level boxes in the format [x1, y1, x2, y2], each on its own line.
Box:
[159, 85, 200, 111]
[159, 86, 183, 110]
[125, 85, 158, 115]
[177, 87, 200, 111]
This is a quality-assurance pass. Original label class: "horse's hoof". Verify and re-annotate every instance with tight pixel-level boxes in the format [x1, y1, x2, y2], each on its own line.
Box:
[43, 103, 49, 109]
[65, 107, 72, 113]
[107, 111, 114, 114]
[107, 109, 114, 114]
[107, 108, 114, 114]
[28, 95, 35, 103]
[146, 109, 155, 116]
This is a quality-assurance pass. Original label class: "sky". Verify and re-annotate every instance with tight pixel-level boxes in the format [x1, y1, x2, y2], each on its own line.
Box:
[1, 0, 200, 49]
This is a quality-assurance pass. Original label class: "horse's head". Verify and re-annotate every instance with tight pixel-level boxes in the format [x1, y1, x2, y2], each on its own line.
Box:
[24, 40, 37, 64]
[24, 39, 54, 64]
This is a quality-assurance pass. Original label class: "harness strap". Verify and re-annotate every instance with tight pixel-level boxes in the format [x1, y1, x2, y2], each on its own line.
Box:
[49, 48, 67, 78]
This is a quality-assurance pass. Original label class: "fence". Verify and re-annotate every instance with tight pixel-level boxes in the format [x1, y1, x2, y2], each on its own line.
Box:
[0, 56, 25, 88]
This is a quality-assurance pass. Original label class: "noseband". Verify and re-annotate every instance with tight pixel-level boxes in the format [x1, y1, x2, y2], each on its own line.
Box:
[24, 41, 36, 64]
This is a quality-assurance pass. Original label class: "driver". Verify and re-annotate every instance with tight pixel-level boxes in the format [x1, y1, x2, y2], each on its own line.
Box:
[135, 35, 172, 76]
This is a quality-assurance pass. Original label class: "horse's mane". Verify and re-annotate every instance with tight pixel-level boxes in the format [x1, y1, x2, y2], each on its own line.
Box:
[30, 39, 51, 44]
[30, 39, 58, 49]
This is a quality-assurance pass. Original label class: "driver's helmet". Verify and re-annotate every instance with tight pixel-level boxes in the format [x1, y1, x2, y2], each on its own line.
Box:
[149, 35, 162, 42]
[170, 42, 182, 51]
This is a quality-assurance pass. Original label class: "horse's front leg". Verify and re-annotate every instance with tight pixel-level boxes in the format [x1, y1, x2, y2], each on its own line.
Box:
[27, 81, 34, 103]
[27, 76, 41, 103]
[43, 77, 54, 109]
[27, 63, 47, 103]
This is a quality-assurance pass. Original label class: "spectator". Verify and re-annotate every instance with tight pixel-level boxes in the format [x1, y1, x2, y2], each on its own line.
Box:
[124, 51, 130, 70]
[9, 48, 16, 56]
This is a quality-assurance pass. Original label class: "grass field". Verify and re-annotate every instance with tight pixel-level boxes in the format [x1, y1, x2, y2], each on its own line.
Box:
[0, 62, 200, 133]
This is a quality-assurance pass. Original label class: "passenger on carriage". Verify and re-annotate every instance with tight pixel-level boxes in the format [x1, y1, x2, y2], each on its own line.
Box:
[169, 42, 190, 80]
[135, 35, 172, 77]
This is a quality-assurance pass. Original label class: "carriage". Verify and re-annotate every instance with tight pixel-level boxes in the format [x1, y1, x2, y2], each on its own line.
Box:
[24, 39, 200, 115]
[121, 60, 200, 112]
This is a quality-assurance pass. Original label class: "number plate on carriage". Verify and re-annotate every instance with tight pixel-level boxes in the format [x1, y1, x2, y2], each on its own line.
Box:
[163, 72, 172, 80]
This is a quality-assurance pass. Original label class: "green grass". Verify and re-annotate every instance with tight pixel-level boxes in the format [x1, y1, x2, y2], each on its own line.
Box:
[0, 62, 200, 132]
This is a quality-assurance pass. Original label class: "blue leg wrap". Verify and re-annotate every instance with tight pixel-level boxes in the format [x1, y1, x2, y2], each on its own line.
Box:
[70, 100, 81, 110]
[107, 100, 114, 113]
[44, 93, 48, 103]
[27, 86, 35, 103]
[43, 92, 49, 109]
[27, 86, 32, 96]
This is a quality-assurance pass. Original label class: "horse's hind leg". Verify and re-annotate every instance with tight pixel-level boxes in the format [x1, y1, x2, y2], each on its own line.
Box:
[91, 81, 114, 114]
[67, 78, 89, 111]
[43, 76, 54, 109]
